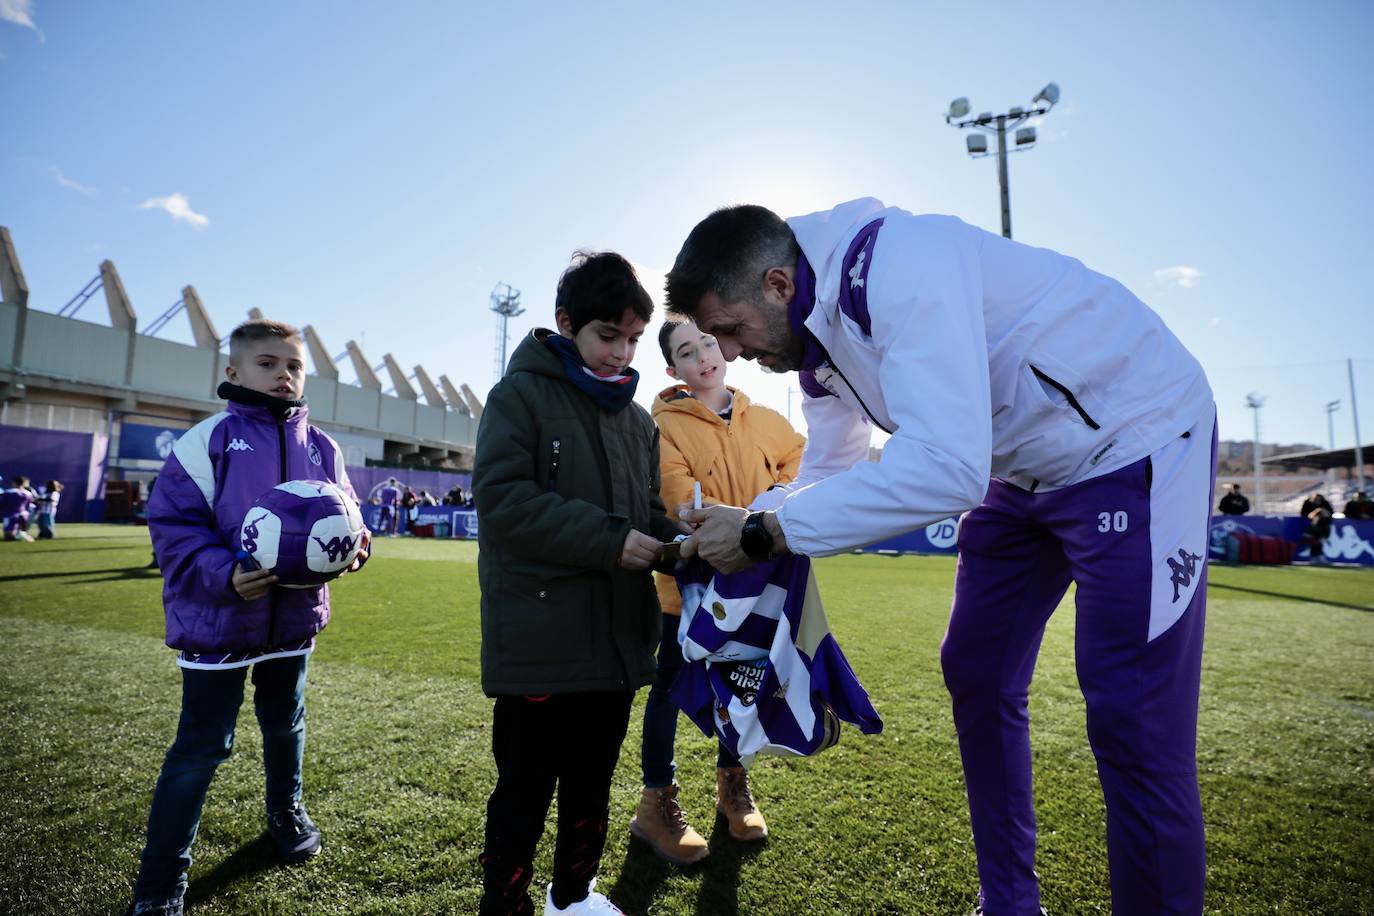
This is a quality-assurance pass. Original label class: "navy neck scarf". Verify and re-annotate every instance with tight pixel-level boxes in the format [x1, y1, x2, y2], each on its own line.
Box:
[217, 381, 305, 419]
[542, 332, 640, 413]
[786, 253, 828, 372]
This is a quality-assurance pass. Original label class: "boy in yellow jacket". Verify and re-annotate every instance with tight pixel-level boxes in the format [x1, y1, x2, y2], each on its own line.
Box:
[629, 319, 806, 864]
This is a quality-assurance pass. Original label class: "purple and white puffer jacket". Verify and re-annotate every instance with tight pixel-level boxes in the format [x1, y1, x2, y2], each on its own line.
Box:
[148, 396, 355, 653]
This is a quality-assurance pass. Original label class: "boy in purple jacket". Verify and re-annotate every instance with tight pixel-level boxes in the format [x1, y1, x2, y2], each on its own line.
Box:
[125, 319, 367, 916]
[1, 475, 35, 541]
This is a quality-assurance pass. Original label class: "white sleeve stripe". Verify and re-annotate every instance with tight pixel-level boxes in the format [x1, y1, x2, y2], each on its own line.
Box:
[171, 412, 232, 509]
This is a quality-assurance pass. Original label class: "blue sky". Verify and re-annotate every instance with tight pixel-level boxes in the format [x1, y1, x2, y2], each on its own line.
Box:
[3, 1, 1372, 450]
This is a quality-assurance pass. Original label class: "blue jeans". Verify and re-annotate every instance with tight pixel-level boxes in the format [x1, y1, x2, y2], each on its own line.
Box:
[640, 612, 739, 788]
[134, 654, 309, 902]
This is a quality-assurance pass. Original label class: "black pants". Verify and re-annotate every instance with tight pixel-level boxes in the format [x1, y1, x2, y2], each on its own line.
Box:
[479, 691, 634, 916]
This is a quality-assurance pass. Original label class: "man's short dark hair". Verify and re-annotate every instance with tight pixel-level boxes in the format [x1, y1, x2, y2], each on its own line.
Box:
[228, 318, 302, 362]
[665, 205, 800, 318]
[555, 251, 654, 334]
[659, 318, 686, 366]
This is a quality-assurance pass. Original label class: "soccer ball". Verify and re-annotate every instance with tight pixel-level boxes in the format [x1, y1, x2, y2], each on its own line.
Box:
[239, 480, 365, 588]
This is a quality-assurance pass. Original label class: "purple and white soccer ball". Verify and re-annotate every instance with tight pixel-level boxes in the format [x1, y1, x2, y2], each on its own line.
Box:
[240, 480, 366, 588]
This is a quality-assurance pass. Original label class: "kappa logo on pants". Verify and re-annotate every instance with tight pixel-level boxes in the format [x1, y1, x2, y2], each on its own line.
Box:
[1166, 548, 1204, 603]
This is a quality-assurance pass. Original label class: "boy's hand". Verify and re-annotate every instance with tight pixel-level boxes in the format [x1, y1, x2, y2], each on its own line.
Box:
[618, 530, 664, 570]
[233, 567, 279, 600]
[343, 529, 371, 574]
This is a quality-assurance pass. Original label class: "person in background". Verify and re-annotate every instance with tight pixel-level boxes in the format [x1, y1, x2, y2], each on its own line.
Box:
[1218, 484, 1250, 515]
[1, 475, 35, 542]
[1343, 490, 1373, 520]
[35, 479, 64, 539]
[378, 477, 401, 536]
[1299, 491, 1332, 518]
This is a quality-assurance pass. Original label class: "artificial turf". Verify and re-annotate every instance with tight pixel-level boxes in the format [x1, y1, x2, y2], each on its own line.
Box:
[0, 525, 1370, 914]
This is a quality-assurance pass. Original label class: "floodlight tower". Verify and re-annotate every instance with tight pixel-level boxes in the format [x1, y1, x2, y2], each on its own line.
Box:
[945, 83, 1060, 239]
[1325, 400, 1341, 451]
[489, 282, 525, 383]
[1247, 393, 1266, 513]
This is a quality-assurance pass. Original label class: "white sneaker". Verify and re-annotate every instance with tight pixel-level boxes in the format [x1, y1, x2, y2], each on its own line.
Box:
[544, 877, 624, 914]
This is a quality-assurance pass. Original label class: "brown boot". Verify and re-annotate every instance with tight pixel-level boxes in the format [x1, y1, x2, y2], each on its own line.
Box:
[716, 767, 768, 841]
[629, 784, 709, 865]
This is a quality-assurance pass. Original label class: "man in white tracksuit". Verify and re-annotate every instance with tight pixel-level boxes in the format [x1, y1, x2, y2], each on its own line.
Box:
[669, 198, 1215, 915]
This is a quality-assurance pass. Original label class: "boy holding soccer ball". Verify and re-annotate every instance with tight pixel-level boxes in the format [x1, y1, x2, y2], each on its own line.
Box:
[473, 252, 686, 916]
[125, 319, 367, 916]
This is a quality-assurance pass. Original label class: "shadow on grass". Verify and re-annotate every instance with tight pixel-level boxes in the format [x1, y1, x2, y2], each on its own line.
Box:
[607, 813, 765, 916]
[0, 566, 162, 584]
[23, 544, 150, 554]
[1209, 581, 1374, 613]
[184, 833, 280, 907]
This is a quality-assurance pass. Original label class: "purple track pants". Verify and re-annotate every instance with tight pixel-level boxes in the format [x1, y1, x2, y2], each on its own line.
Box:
[942, 412, 1216, 916]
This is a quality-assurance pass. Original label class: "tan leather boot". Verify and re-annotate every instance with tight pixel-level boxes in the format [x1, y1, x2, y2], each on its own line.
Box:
[716, 767, 768, 841]
[628, 784, 709, 865]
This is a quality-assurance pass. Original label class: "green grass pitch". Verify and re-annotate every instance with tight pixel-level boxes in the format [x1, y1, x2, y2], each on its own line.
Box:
[1, 525, 1370, 914]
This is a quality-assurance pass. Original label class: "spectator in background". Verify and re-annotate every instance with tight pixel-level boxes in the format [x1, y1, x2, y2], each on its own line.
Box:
[378, 477, 401, 536]
[36, 480, 64, 539]
[1302, 505, 1333, 563]
[1218, 484, 1250, 515]
[1344, 490, 1374, 520]
[401, 486, 418, 535]
[420, 490, 437, 507]
[1, 475, 35, 542]
[1300, 491, 1333, 518]
[444, 484, 464, 506]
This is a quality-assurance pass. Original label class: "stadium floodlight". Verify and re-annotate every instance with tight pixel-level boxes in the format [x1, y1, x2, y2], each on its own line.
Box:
[942, 81, 1062, 238]
[1246, 393, 1266, 512]
[1325, 400, 1341, 451]
[1033, 82, 1060, 107]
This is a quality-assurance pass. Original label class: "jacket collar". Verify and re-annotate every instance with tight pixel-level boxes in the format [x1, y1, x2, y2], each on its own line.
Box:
[218, 381, 308, 425]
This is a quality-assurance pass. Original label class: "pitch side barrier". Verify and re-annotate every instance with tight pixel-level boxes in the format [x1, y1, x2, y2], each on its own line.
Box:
[857, 515, 1374, 567]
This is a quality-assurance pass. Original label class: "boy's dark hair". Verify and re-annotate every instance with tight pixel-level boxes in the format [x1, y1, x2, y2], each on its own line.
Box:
[555, 251, 654, 334]
[659, 319, 686, 366]
[46, 480, 63, 491]
[13, 475, 28, 487]
[228, 318, 302, 362]
[665, 205, 800, 318]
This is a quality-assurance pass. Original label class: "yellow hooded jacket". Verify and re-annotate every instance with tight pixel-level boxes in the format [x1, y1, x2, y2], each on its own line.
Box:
[652, 384, 806, 614]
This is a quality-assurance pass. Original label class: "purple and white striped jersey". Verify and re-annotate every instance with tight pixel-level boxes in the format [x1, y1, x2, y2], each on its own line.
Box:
[669, 555, 882, 767]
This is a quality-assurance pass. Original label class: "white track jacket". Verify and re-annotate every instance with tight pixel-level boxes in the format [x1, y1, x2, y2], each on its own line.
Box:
[768, 198, 1214, 556]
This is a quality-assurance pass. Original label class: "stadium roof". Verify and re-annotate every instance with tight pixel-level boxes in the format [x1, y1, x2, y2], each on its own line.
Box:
[1261, 444, 1374, 472]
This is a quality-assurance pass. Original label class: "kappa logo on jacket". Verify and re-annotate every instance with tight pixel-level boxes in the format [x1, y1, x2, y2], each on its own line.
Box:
[308, 442, 323, 466]
[226, 438, 254, 452]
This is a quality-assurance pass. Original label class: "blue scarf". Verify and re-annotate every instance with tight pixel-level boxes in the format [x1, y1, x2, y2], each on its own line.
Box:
[787, 253, 828, 372]
[542, 332, 640, 413]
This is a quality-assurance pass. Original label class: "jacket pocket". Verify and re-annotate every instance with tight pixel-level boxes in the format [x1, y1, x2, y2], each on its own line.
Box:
[499, 573, 596, 666]
[1028, 364, 1101, 430]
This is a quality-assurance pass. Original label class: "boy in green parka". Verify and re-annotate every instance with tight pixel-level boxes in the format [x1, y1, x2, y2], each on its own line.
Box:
[473, 251, 685, 916]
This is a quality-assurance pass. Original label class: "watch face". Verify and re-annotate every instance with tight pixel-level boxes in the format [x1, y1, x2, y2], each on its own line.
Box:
[740, 513, 771, 560]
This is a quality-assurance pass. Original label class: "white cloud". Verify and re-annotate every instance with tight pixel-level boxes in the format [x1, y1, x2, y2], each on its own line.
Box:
[48, 166, 95, 195]
[0, 0, 43, 39]
[1209, 317, 1221, 328]
[139, 192, 209, 229]
[1153, 265, 1203, 289]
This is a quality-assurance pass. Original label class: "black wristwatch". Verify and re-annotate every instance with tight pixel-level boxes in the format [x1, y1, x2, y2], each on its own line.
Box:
[740, 512, 774, 561]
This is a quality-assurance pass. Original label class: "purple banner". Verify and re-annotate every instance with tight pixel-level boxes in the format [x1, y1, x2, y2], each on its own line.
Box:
[0, 424, 98, 522]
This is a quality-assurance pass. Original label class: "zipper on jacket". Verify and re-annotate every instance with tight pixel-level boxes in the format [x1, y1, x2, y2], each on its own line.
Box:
[1029, 366, 1101, 430]
[548, 438, 562, 492]
[268, 418, 288, 646]
[813, 342, 895, 435]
